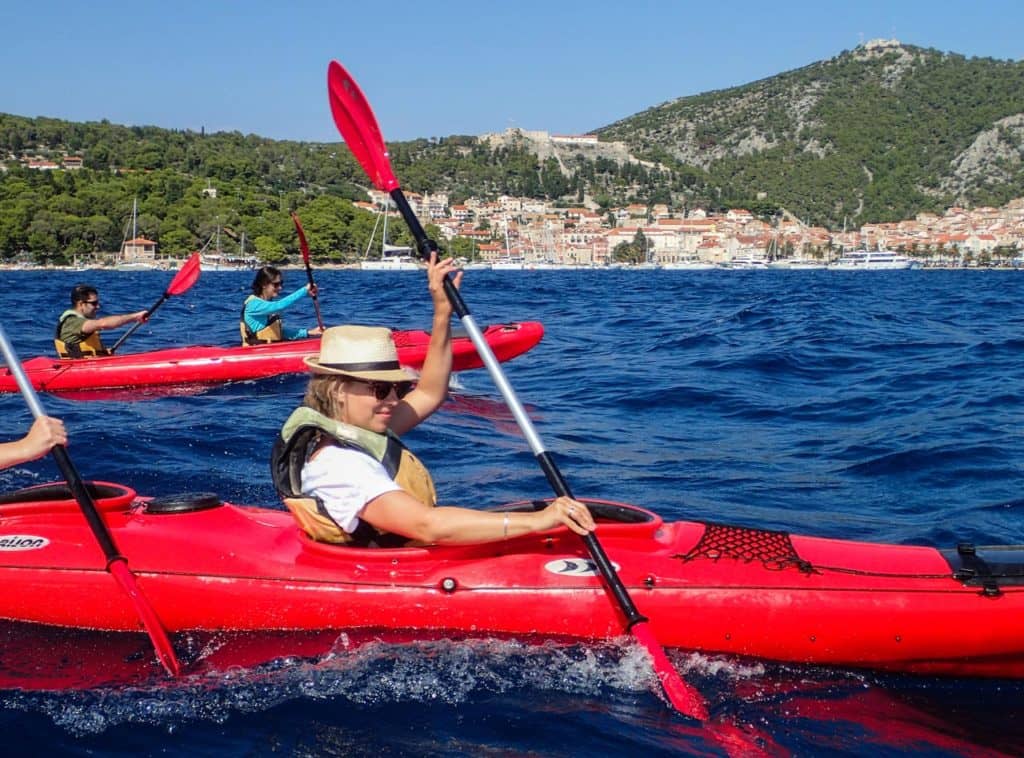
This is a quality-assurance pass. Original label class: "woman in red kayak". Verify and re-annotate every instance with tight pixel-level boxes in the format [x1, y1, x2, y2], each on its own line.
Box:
[240, 266, 324, 345]
[274, 253, 594, 546]
[0, 417, 66, 469]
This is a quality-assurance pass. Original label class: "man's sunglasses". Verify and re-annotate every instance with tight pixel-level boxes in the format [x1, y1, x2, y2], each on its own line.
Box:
[347, 377, 414, 400]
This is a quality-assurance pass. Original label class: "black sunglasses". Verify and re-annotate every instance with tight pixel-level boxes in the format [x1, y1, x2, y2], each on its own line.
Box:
[83, 300, 100, 307]
[348, 377, 414, 400]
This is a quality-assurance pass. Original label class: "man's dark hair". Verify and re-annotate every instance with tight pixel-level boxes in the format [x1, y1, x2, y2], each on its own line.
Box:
[70, 284, 98, 307]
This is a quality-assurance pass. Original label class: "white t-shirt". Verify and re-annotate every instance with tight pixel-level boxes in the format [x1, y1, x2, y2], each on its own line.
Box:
[301, 445, 401, 533]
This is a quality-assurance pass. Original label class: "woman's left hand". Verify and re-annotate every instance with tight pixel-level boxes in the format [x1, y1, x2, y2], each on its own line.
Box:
[532, 496, 596, 536]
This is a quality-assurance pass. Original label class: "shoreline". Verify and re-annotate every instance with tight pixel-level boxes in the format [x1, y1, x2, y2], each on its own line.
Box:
[1, 262, 1020, 272]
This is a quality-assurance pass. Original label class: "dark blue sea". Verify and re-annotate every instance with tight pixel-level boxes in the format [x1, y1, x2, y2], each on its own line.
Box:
[2, 267, 1024, 755]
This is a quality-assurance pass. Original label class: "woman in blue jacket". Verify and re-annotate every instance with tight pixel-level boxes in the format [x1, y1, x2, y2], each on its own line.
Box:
[240, 266, 324, 345]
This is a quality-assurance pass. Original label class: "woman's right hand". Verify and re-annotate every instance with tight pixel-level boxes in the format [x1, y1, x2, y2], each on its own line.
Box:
[531, 496, 595, 536]
[426, 251, 462, 317]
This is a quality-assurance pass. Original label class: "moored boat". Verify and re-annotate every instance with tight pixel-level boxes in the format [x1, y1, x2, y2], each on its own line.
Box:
[831, 249, 919, 270]
[0, 322, 544, 395]
[1, 480, 1022, 679]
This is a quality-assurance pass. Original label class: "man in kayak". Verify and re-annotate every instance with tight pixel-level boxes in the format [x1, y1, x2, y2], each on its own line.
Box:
[273, 253, 594, 546]
[0, 417, 66, 469]
[54, 285, 149, 358]
[240, 266, 324, 345]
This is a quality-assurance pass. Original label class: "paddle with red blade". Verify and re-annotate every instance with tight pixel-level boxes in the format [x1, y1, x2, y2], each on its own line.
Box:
[110, 252, 202, 353]
[0, 324, 181, 676]
[326, 59, 707, 721]
[290, 212, 325, 330]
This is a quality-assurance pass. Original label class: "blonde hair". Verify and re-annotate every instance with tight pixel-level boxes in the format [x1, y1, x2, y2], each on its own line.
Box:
[303, 375, 347, 419]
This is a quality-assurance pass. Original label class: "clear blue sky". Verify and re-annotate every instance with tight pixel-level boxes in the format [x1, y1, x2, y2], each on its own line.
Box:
[4, 1, 1021, 143]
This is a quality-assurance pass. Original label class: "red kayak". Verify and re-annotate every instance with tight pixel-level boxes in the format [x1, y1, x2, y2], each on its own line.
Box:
[0, 322, 543, 395]
[1, 480, 1022, 680]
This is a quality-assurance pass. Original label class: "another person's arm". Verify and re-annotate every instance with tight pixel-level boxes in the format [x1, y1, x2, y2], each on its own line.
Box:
[80, 311, 148, 335]
[244, 287, 311, 321]
[282, 324, 323, 340]
[244, 287, 319, 338]
[0, 417, 66, 469]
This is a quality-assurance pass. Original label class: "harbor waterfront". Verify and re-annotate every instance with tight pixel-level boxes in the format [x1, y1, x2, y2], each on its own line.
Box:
[2, 268, 1024, 754]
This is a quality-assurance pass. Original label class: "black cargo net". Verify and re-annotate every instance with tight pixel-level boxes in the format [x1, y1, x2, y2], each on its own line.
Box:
[675, 522, 816, 574]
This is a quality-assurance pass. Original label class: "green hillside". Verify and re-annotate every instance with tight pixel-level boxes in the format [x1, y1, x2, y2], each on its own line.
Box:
[2, 39, 1022, 263]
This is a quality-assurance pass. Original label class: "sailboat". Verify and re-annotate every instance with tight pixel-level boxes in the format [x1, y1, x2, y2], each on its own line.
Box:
[199, 226, 258, 272]
[765, 211, 827, 270]
[490, 216, 526, 270]
[360, 201, 422, 271]
[116, 198, 160, 270]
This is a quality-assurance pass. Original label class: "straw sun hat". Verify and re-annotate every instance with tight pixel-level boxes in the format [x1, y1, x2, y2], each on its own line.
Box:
[303, 325, 416, 382]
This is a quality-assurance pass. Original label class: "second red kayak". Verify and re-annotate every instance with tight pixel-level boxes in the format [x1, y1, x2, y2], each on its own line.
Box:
[0, 322, 543, 395]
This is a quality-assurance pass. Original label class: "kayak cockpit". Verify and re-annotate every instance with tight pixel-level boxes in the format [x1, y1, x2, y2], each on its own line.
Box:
[0, 481, 136, 516]
[941, 543, 1024, 594]
[292, 497, 667, 563]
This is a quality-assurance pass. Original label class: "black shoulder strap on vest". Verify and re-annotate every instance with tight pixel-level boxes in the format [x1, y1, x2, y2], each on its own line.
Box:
[270, 426, 317, 499]
[271, 421, 405, 500]
[269, 422, 409, 548]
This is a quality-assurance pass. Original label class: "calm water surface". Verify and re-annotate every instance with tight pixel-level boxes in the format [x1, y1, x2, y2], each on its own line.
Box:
[1, 268, 1023, 755]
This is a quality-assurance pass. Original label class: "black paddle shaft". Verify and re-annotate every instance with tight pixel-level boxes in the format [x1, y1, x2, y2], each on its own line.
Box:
[390, 189, 648, 630]
[110, 293, 166, 354]
[51, 446, 124, 566]
[390, 191, 470, 317]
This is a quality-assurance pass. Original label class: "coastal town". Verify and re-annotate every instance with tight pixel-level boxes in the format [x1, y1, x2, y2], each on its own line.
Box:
[363, 182, 1024, 270]
[11, 147, 1024, 270]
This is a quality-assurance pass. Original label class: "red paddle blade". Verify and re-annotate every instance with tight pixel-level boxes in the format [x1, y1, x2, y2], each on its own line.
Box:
[168, 252, 201, 296]
[631, 622, 708, 720]
[290, 212, 311, 265]
[326, 60, 399, 192]
[108, 559, 181, 676]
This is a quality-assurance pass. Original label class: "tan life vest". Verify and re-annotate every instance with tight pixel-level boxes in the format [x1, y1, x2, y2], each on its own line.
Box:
[271, 406, 437, 545]
[240, 295, 284, 346]
[54, 310, 109, 358]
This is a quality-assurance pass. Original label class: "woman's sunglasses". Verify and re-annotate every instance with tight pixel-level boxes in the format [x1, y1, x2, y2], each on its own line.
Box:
[347, 377, 414, 400]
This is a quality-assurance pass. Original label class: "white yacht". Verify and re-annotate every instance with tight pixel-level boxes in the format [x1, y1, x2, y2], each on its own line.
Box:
[831, 249, 919, 270]
[360, 244, 421, 271]
[661, 256, 716, 270]
[490, 256, 527, 270]
[767, 257, 828, 270]
[721, 253, 769, 269]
